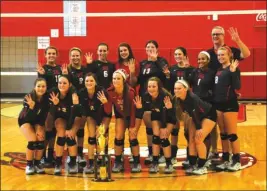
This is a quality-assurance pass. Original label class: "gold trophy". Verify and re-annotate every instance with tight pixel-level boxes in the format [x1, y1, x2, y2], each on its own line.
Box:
[92, 124, 113, 182]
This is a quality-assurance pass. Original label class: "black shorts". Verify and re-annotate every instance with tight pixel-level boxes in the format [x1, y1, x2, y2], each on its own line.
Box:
[18, 118, 44, 127]
[151, 110, 177, 126]
[201, 106, 217, 123]
[213, 99, 239, 112]
[113, 107, 130, 128]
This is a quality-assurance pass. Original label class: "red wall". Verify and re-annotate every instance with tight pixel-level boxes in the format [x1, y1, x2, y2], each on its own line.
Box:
[1, 1, 266, 99]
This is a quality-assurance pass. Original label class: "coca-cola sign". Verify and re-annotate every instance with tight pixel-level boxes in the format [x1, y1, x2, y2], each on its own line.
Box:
[256, 13, 266, 21]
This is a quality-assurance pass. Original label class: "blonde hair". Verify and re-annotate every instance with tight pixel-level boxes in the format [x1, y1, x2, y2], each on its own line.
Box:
[212, 26, 225, 35]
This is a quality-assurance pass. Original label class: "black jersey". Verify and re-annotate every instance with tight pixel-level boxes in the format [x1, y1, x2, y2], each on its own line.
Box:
[38, 64, 62, 90]
[188, 68, 216, 102]
[166, 65, 195, 94]
[142, 90, 176, 127]
[86, 60, 115, 89]
[179, 91, 212, 130]
[138, 57, 168, 95]
[78, 86, 108, 125]
[207, 46, 242, 72]
[49, 86, 81, 129]
[213, 66, 241, 102]
[18, 92, 50, 126]
[68, 65, 86, 91]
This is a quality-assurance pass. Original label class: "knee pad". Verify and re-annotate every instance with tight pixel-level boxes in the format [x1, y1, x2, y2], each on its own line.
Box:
[56, 137, 66, 146]
[228, 134, 238, 142]
[35, 141, 45, 150]
[114, 138, 124, 146]
[146, 127, 153, 135]
[160, 138, 170, 148]
[130, 139, 139, 147]
[77, 129, 84, 138]
[152, 135, 160, 145]
[88, 137, 97, 145]
[220, 133, 228, 140]
[66, 137, 76, 146]
[204, 133, 211, 142]
[45, 131, 53, 141]
[171, 128, 179, 136]
[27, 141, 37, 150]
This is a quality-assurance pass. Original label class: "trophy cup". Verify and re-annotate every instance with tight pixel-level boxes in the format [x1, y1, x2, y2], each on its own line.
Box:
[92, 124, 113, 182]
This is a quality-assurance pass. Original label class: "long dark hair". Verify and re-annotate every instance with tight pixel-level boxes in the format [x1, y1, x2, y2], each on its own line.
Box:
[118, 42, 135, 64]
[30, 78, 47, 102]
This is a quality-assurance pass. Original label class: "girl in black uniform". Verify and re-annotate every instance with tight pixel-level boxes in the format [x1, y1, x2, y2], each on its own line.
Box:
[137, 40, 169, 164]
[173, 80, 217, 175]
[37, 46, 67, 167]
[188, 51, 218, 162]
[138, 77, 176, 174]
[105, 69, 143, 173]
[18, 78, 49, 175]
[67, 47, 87, 168]
[85, 43, 115, 89]
[165, 47, 195, 167]
[78, 73, 110, 173]
[213, 46, 241, 171]
[49, 75, 82, 175]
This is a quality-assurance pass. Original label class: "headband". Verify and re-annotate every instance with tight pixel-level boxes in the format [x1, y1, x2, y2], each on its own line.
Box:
[176, 80, 189, 89]
[113, 69, 126, 80]
[199, 51, 210, 60]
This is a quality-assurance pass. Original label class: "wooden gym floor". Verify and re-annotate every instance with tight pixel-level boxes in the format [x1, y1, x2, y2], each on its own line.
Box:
[0, 102, 266, 190]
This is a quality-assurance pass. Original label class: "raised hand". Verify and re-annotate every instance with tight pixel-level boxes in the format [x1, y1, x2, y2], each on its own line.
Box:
[148, 49, 158, 61]
[61, 63, 68, 75]
[49, 92, 59, 105]
[228, 27, 241, 43]
[36, 62, 45, 75]
[128, 58, 136, 73]
[230, 59, 239, 72]
[164, 96, 172, 109]
[24, 94, 35, 109]
[84, 52, 93, 64]
[97, 91, 108, 104]
[162, 65, 170, 78]
[133, 96, 142, 109]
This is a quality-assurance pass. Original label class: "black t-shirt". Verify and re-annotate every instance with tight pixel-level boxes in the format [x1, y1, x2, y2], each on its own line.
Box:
[68, 65, 86, 91]
[38, 64, 62, 90]
[138, 57, 168, 95]
[86, 60, 115, 89]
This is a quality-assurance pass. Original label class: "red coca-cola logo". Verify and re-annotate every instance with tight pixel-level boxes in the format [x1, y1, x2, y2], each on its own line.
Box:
[256, 13, 266, 21]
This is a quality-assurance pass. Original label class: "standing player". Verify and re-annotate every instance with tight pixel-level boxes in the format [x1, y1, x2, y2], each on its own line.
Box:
[105, 69, 143, 173]
[213, 47, 242, 171]
[67, 47, 87, 168]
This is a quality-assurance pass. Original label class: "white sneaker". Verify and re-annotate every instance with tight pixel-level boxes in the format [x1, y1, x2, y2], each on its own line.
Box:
[128, 155, 134, 163]
[34, 164, 45, 174]
[164, 164, 174, 174]
[216, 161, 230, 170]
[158, 155, 166, 164]
[227, 162, 241, 171]
[204, 159, 211, 168]
[171, 157, 177, 165]
[185, 165, 197, 174]
[25, 165, 35, 175]
[191, 166, 208, 175]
